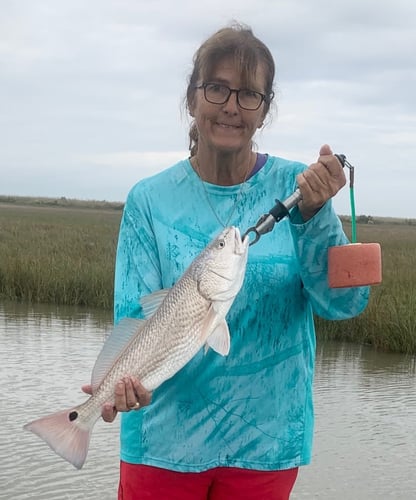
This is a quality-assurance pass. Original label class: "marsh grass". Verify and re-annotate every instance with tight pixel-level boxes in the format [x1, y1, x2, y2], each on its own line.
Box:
[1, 199, 415, 352]
[316, 222, 416, 353]
[0, 203, 121, 309]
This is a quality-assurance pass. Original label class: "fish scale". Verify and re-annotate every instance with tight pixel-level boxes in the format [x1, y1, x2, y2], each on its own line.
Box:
[24, 226, 249, 469]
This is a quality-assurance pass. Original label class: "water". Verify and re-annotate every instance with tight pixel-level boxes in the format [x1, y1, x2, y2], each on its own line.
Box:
[1, 301, 415, 499]
[294, 343, 416, 499]
[0, 302, 119, 500]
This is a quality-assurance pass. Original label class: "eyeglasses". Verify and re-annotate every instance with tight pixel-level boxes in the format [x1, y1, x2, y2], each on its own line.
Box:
[195, 82, 270, 111]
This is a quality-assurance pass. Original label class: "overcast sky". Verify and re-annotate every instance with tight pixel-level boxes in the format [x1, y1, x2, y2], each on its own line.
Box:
[1, 0, 415, 217]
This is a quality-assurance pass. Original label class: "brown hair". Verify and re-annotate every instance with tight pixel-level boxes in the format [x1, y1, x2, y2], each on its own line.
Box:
[186, 23, 276, 156]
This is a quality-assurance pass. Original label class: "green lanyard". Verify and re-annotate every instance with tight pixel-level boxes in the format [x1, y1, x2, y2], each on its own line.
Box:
[344, 158, 357, 243]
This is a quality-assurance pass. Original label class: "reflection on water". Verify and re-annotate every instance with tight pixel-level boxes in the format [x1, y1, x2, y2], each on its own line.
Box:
[293, 342, 416, 499]
[1, 301, 415, 499]
[0, 301, 119, 500]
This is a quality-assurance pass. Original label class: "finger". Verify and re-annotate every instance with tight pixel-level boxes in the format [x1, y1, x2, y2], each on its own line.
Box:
[102, 402, 118, 423]
[124, 377, 140, 409]
[316, 154, 346, 186]
[83, 383, 117, 423]
[319, 143, 333, 156]
[315, 143, 343, 176]
[297, 167, 333, 214]
[114, 379, 130, 411]
[131, 377, 152, 407]
[81, 384, 93, 395]
[300, 166, 328, 194]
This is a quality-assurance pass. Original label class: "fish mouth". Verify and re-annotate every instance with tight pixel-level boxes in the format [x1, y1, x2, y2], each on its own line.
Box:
[210, 268, 234, 282]
[231, 226, 249, 255]
[220, 227, 248, 255]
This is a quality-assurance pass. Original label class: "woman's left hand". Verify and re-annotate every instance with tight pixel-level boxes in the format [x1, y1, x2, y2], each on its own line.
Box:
[297, 144, 346, 221]
[81, 376, 152, 423]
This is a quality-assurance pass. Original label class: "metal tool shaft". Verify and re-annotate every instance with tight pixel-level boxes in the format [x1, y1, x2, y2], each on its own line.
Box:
[243, 153, 351, 245]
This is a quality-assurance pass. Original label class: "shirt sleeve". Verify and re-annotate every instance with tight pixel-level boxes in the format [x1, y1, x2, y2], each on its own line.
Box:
[113, 185, 163, 324]
[289, 201, 370, 320]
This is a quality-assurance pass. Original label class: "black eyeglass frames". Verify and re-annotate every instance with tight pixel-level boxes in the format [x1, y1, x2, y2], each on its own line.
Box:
[195, 82, 273, 111]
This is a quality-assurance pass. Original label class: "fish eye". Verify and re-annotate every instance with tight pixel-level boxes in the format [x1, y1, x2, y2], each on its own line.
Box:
[217, 238, 226, 249]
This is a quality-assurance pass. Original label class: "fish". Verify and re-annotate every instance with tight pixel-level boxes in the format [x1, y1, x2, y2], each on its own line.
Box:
[24, 226, 249, 469]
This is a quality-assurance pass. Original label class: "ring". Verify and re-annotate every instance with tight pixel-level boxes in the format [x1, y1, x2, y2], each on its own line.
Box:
[130, 402, 140, 410]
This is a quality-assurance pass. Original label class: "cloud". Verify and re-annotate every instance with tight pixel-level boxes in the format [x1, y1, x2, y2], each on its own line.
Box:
[0, 0, 415, 217]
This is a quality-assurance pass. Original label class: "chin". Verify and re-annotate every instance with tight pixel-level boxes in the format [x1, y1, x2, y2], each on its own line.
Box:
[214, 146, 242, 155]
[211, 138, 245, 153]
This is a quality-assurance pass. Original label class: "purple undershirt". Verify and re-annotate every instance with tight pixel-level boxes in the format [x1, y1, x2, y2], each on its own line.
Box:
[248, 153, 268, 179]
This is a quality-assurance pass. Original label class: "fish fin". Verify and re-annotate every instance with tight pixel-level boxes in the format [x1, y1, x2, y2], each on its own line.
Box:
[140, 289, 170, 319]
[91, 318, 146, 392]
[205, 320, 231, 356]
[24, 404, 93, 469]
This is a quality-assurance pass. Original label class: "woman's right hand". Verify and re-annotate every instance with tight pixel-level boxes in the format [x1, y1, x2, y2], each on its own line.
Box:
[297, 144, 346, 221]
[82, 377, 152, 423]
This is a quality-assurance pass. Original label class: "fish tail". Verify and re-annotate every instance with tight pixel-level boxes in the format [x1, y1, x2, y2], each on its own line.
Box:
[24, 404, 95, 469]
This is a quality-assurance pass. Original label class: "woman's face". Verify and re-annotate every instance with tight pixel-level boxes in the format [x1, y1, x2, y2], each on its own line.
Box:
[190, 59, 267, 155]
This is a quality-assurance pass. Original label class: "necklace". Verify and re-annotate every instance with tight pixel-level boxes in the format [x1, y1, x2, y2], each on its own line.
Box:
[193, 155, 253, 228]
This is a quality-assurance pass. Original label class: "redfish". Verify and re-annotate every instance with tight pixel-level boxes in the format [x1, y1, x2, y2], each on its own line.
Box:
[24, 226, 249, 469]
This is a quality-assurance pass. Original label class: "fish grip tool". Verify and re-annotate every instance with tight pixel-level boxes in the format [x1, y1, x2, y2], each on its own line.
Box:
[243, 154, 382, 288]
[243, 154, 349, 245]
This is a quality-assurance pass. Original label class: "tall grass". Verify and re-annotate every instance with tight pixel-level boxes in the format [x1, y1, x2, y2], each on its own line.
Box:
[316, 222, 416, 354]
[0, 203, 120, 309]
[1, 200, 415, 353]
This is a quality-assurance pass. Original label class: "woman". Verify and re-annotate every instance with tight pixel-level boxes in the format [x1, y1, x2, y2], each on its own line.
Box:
[99, 23, 369, 499]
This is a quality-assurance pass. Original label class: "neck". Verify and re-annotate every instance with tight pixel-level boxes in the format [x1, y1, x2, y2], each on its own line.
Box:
[192, 151, 256, 186]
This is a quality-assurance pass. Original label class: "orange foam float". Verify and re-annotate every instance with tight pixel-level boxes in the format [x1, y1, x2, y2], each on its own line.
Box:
[328, 242, 382, 288]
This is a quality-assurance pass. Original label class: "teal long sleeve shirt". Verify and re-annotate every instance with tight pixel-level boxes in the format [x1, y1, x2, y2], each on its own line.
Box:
[113, 155, 369, 471]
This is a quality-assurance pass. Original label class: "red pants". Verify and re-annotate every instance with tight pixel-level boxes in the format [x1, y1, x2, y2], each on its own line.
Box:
[118, 461, 298, 500]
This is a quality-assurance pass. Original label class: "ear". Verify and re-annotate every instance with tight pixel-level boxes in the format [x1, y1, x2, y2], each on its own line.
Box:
[257, 108, 268, 129]
[257, 116, 266, 129]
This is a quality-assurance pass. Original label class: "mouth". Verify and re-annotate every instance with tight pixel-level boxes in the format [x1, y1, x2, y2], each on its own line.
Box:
[210, 269, 233, 282]
[215, 122, 242, 130]
[233, 227, 249, 255]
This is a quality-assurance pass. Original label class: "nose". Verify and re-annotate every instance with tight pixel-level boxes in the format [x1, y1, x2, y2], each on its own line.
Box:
[222, 89, 239, 114]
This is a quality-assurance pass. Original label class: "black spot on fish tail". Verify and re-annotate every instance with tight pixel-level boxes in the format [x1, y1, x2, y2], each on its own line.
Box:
[69, 411, 78, 421]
